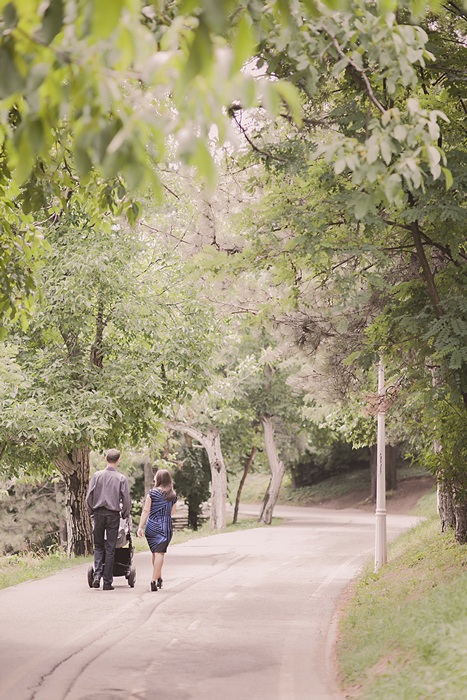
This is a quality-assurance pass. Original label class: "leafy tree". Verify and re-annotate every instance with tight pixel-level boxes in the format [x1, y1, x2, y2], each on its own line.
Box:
[173, 445, 211, 530]
[238, 353, 309, 524]
[0, 0, 452, 332]
[223, 2, 467, 536]
[290, 433, 369, 489]
[0, 0, 306, 330]
[0, 212, 215, 554]
[232, 446, 258, 525]
[166, 420, 229, 528]
[2, 0, 464, 545]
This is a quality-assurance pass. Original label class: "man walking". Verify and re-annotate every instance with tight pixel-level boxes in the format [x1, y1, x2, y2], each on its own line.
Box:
[86, 449, 131, 590]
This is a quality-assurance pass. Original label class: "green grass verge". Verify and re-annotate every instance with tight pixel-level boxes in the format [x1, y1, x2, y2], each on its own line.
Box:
[0, 517, 274, 590]
[338, 491, 467, 699]
[0, 551, 93, 590]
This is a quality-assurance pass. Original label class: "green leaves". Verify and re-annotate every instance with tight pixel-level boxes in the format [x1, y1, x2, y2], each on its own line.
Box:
[37, 0, 64, 44]
[180, 0, 237, 34]
[0, 209, 217, 475]
[126, 200, 142, 226]
[353, 193, 372, 220]
[442, 167, 453, 191]
[274, 80, 303, 126]
[0, 44, 24, 97]
[1, 2, 18, 30]
[232, 12, 255, 72]
[0, 0, 462, 336]
[0, 211, 43, 336]
[324, 100, 451, 204]
[424, 305, 467, 371]
[182, 16, 213, 82]
[90, 0, 125, 39]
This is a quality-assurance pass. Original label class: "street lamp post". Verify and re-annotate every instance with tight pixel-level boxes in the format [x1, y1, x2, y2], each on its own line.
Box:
[374, 358, 387, 572]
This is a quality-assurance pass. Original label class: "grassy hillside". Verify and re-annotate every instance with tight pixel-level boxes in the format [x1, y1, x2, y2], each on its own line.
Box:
[337, 492, 467, 699]
[229, 465, 431, 507]
[229, 468, 370, 505]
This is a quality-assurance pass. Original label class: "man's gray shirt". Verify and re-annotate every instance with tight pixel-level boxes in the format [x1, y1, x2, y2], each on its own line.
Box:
[86, 466, 131, 519]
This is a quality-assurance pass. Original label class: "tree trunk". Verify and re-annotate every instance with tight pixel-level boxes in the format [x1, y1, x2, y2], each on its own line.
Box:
[54, 446, 93, 557]
[188, 503, 199, 530]
[407, 200, 444, 320]
[233, 447, 257, 525]
[204, 427, 227, 529]
[54, 481, 67, 549]
[166, 421, 227, 529]
[259, 417, 286, 525]
[437, 479, 455, 532]
[438, 479, 467, 543]
[289, 464, 298, 489]
[454, 497, 467, 544]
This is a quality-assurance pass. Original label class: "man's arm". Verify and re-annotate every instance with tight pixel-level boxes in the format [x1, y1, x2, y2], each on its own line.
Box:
[120, 477, 131, 519]
[86, 474, 96, 515]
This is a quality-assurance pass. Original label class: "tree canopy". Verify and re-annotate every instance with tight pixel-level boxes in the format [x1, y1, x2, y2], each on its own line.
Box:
[0, 208, 216, 551]
[0, 0, 458, 330]
[213, 0, 467, 535]
[1, 0, 467, 548]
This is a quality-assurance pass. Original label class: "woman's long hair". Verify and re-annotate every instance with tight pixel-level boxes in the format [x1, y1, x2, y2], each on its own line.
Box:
[154, 469, 176, 501]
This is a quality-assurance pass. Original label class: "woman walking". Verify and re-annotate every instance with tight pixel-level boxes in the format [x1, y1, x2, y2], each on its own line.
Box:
[137, 469, 177, 591]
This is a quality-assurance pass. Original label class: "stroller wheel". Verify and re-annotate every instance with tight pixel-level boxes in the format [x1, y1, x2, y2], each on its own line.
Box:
[128, 565, 136, 588]
[87, 565, 95, 588]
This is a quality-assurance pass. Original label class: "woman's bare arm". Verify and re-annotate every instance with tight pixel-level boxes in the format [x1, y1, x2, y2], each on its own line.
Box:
[137, 495, 151, 536]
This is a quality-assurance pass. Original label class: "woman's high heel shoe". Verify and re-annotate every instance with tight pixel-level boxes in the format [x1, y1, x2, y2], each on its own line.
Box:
[157, 578, 163, 589]
[150, 580, 157, 592]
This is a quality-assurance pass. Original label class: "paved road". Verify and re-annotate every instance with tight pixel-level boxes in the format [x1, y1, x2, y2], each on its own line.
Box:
[0, 505, 419, 700]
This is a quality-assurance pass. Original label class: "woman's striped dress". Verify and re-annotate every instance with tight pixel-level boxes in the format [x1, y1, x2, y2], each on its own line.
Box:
[145, 488, 177, 553]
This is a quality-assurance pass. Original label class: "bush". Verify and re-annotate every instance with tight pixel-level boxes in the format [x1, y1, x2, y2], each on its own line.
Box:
[0, 480, 64, 555]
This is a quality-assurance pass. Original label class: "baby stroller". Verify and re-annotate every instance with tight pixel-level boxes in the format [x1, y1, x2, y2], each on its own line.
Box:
[87, 515, 136, 588]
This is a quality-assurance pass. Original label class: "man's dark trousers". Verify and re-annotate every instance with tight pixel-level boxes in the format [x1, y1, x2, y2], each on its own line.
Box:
[92, 507, 120, 587]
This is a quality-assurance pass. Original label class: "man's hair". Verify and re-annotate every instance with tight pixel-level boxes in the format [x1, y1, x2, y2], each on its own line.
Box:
[106, 449, 120, 464]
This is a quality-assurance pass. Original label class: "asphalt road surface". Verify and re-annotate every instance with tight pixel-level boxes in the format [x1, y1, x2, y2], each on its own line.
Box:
[0, 505, 419, 700]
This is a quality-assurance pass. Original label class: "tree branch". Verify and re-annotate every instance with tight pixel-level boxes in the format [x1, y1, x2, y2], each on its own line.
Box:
[53, 451, 75, 476]
[408, 195, 444, 319]
[59, 327, 82, 358]
[89, 297, 105, 368]
[232, 112, 286, 162]
[332, 38, 386, 114]
[165, 421, 207, 447]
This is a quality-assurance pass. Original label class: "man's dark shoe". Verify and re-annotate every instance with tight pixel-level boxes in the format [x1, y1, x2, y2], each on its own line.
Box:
[92, 578, 100, 589]
[103, 584, 114, 590]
